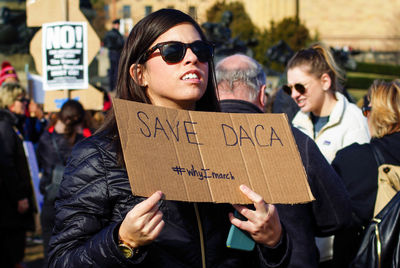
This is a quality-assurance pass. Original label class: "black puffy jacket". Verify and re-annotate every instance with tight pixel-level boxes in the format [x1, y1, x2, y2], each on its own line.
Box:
[48, 131, 291, 268]
[0, 109, 34, 230]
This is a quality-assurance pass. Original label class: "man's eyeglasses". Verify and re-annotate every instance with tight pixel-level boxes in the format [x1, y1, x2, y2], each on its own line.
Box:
[140, 40, 214, 64]
[282, 83, 306, 95]
[362, 106, 371, 117]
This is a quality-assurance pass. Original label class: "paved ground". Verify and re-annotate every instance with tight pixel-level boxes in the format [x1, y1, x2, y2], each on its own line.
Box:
[23, 242, 44, 268]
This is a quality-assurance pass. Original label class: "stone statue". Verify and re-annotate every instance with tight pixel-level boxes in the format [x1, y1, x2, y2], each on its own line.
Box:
[0, 6, 38, 54]
[202, 11, 257, 62]
[0, 0, 94, 55]
[266, 40, 294, 66]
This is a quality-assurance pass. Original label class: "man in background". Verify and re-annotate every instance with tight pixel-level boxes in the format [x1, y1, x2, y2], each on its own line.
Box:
[215, 54, 351, 268]
[103, 19, 124, 92]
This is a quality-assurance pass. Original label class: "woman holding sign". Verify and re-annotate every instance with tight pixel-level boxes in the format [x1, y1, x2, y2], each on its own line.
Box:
[48, 9, 289, 267]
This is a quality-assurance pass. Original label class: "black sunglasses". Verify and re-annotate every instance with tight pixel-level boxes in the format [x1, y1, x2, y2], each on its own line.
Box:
[282, 83, 306, 95]
[141, 40, 214, 64]
[362, 106, 371, 117]
[16, 97, 29, 104]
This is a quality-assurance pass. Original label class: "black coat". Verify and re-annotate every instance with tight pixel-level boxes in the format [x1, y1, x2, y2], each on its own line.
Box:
[48, 130, 291, 267]
[104, 28, 124, 52]
[0, 109, 34, 230]
[220, 100, 352, 268]
[331, 131, 400, 267]
[37, 130, 84, 196]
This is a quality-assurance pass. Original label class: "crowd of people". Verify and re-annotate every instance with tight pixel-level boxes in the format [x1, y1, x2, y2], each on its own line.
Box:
[1, 7, 400, 268]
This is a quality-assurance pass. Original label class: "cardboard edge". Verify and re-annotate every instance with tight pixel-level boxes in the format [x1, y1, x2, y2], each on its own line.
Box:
[281, 113, 315, 201]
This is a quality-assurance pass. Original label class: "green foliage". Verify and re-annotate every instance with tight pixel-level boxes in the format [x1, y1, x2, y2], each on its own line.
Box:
[346, 62, 400, 89]
[90, 0, 107, 8]
[89, 0, 108, 39]
[205, 1, 311, 72]
[354, 62, 400, 76]
[346, 73, 394, 89]
[205, 1, 257, 41]
[268, 18, 310, 52]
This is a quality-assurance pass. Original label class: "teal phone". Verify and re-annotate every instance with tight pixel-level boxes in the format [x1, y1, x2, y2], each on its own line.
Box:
[226, 211, 255, 251]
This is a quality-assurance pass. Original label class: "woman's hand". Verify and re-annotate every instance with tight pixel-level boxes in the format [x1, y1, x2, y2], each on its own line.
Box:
[119, 191, 165, 248]
[229, 185, 282, 247]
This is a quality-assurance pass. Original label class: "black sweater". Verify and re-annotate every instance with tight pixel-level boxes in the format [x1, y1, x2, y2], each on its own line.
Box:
[332, 131, 400, 223]
[331, 131, 400, 267]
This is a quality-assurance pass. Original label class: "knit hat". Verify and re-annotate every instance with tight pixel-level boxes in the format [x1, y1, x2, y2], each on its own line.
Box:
[0, 61, 18, 86]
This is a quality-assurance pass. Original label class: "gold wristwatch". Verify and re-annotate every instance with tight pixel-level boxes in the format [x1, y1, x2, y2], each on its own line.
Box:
[118, 238, 139, 259]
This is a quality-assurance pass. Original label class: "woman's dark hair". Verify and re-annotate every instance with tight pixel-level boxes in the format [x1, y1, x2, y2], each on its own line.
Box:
[59, 99, 85, 144]
[97, 9, 220, 163]
[286, 42, 345, 95]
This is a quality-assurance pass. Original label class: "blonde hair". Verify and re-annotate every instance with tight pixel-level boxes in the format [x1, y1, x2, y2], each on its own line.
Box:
[0, 82, 26, 109]
[286, 42, 345, 93]
[368, 80, 400, 138]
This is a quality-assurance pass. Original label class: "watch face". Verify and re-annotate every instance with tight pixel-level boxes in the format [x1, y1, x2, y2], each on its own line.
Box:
[118, 244, 133, 258]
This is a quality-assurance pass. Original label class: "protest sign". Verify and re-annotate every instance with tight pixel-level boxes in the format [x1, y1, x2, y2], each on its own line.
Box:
[42, 21, 88, 91]
[27, 72, 45, 104]
[23, 141, 43, 213]
[27, 0, 100, 76]
[44, 87, 104, 112]
[113, 98, 314, 205]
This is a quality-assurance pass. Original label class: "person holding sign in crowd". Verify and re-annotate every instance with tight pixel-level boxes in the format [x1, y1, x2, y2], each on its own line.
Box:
[215, 54, 351, 267]
[48, 9, 290, 267]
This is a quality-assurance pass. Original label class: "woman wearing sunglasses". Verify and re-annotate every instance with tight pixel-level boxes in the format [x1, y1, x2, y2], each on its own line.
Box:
[283, 43, 370, 266]
[331, 80, 400, 267]
[284, 43, 370, 163]
[47, 9, 289, 268]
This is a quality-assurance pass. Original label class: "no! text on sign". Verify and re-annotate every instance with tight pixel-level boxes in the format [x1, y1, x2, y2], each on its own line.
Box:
[113, 98, 314, 205]
[42, 21, 88, 91]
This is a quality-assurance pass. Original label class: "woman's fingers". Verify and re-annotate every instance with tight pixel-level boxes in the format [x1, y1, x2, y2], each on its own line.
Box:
[229, 185, 283, 247]
[119, 191, 165, 248]
[142, 210, 164, 234]
[239, 185, 268, 214]
[133, 191, 163, 217]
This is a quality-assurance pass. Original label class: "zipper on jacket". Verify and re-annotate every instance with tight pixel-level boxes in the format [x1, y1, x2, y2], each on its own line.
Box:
[194, 203, 206, 268]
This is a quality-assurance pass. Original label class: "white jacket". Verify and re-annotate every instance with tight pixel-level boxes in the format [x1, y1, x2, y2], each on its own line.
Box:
[292, 92, 370, 163]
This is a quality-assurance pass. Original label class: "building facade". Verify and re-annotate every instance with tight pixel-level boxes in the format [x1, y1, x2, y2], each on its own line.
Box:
[105, 0, 400, 52]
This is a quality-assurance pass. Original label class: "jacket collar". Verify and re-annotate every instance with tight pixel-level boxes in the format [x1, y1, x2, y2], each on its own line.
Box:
[292, 92, 347, 135]
[219, 99, 263, 114]
[0, 108, 19, 126]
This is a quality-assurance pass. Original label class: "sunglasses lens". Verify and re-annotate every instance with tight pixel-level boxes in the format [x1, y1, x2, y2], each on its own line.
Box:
[282, 85, 292, 95]
[191, 41, 213, 62]
[161, 43, 185, 63]
[294, 84, 306, 94]
[362, 106, 371, 117]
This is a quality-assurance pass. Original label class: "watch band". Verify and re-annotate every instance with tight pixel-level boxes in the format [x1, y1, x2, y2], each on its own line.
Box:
[118, 237, 140, 259]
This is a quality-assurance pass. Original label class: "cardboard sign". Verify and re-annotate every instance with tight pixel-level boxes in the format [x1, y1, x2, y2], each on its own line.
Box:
[27, 72, 45, 104]
[27, 0, 100, 77]
[44, 86, 104, 112]
[113, 98, 314, 205]
[42, 21, 88, 90]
